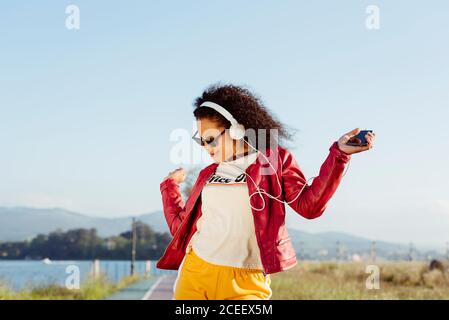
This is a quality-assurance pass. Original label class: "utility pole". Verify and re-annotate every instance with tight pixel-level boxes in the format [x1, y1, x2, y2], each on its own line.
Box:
[446, 242, 449, 261]
[131, 218, 137, 276]
[298, 241, 304, 260]
[336, 241, 341, 262]
[408, 242, 414, 261]
[370, 241, 377, 262]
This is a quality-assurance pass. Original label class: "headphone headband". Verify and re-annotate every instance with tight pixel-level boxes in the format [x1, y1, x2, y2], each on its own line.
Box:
[199, 101, 239, 126]
[199, 101, 245, 140]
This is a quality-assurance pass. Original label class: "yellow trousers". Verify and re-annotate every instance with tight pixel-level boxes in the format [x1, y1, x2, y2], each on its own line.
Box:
[173, 247, 272, 300]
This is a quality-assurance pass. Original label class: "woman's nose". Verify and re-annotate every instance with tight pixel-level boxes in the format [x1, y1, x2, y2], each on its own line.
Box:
[204, 144, 213, 152]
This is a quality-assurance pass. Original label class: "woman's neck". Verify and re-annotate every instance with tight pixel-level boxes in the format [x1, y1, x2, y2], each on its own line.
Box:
[228, 143, 253, 161]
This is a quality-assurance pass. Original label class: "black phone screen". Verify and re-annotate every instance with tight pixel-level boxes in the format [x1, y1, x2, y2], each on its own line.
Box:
[346, 130, 373, 146]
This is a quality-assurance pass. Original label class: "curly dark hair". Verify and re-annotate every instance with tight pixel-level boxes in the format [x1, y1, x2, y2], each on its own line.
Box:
[193, 83, 293, 149]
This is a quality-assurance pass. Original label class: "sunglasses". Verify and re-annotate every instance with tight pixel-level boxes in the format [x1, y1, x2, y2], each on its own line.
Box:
[192, 129, 226, 147]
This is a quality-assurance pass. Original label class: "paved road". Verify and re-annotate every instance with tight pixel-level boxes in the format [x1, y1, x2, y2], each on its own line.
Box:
[143, 274, 177, 300]
[105, 274, 177, 300]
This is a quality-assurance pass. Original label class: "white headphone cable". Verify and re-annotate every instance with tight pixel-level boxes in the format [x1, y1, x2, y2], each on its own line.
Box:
[220, 139, 350, 211]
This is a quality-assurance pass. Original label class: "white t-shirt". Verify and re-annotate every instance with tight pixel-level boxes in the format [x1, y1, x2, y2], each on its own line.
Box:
[186, 151, 264, 270]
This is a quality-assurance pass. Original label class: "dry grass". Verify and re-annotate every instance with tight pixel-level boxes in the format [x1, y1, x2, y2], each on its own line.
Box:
[0, 274, 141, 300]
[270, 261, 449, 300]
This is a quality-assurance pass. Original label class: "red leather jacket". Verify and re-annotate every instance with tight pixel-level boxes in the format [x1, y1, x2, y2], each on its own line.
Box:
[156, 141, 351, 274]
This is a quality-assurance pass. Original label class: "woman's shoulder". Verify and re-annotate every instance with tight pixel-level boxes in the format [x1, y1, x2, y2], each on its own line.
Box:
[262, 144, 292, 162]
[252, 145, 294, 172]
[198, 162, 219, 176]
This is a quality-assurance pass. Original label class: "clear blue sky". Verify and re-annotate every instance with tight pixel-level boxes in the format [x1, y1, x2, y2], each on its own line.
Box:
[1, 1, 448, 246]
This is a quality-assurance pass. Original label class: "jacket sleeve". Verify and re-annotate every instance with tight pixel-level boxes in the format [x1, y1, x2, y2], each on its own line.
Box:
[159, 177, 187, 237]
[281, 141, 351, 219]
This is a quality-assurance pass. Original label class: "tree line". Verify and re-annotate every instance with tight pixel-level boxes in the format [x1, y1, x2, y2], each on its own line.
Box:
[0, 221, 172, 260]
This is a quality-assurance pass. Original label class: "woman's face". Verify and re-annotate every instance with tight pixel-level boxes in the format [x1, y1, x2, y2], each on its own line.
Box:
[196, 118, 239, 163]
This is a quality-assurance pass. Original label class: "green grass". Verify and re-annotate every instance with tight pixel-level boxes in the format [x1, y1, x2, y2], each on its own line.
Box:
[0, 274, 141, 300]
[270, 261, 449, 300]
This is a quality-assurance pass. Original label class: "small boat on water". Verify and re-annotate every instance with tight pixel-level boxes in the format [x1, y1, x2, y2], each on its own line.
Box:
[42, 258, 52, 265]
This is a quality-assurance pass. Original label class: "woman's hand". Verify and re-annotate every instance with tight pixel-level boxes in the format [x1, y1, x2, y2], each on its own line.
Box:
[337, 128, 375, 155]
[163, 167, 186, 184]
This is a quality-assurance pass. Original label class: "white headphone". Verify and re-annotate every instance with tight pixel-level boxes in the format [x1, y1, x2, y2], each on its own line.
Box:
[198, 101, 325, 211]
[199, 101, 246, 140]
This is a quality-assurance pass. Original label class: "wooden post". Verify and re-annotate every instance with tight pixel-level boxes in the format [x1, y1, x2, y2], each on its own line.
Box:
[145, 261, 152, 278]
[91, 259, 100, 279]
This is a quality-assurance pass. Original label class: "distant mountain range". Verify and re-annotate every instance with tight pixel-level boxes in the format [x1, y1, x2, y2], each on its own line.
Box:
[0, 207, 168, 241]
[0, 207, 435, 260]
[286, 229, 410, 260]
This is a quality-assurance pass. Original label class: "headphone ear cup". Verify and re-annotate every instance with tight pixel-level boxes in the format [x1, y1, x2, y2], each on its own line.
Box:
[229, 124, 245, 140]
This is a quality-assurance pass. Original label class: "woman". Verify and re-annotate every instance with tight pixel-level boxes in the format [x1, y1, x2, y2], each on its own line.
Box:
[157, 84, 375, 300]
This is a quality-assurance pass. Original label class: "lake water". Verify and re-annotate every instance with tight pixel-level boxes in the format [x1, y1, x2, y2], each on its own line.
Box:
[0, 260, 176, 291]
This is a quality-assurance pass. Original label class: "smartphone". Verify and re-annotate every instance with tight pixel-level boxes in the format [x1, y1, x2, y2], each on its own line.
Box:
[346, 130, 373, 146]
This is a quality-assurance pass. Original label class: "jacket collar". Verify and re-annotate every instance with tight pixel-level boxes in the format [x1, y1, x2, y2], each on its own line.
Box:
[200, 145, 280, 183]
[190, 146, 281, 213]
